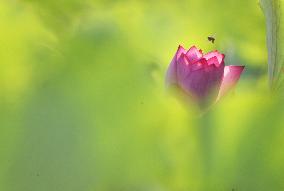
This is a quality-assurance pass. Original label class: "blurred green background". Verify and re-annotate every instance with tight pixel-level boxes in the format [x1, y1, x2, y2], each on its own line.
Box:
[1, 0, 284, 190]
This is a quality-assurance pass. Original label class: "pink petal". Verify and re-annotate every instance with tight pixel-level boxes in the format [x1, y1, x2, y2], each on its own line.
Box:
[180, 64, 207, 98]
[186, 46, 203, 64]
[206, 56, 220, 67]
[203, 50, 225, 66]
[165, 45, 187, 87]
[180, 60, 224, 106]
[176, 45, 187, 60]
[177, 53, 191, 82]
[189, 58, 207, 71]
[217, 65, 245, 99]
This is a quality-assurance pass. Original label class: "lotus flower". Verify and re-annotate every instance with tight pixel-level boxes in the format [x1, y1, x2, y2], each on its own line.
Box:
[166, 45, 244, 108]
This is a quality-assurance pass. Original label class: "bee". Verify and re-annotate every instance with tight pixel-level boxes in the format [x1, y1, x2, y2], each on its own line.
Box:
[207, 36, 215, 43]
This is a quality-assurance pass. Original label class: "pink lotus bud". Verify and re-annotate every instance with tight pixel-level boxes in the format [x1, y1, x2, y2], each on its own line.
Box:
[166, 45, 244, 108]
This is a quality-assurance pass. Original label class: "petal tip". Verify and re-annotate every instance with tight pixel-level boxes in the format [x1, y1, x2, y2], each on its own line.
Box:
[178, 45, 186, 51]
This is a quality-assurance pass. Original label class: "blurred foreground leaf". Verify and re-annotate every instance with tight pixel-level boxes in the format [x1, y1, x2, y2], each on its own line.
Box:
[260, 0, 284, 91]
